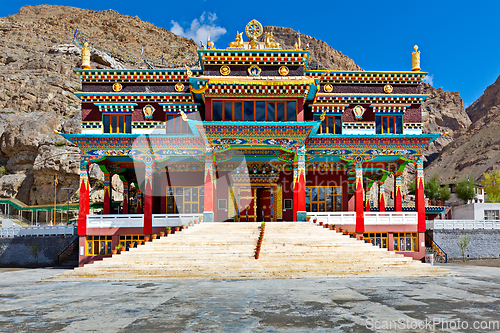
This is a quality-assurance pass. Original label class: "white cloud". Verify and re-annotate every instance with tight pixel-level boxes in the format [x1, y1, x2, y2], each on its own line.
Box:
[170, 12, 226, 45]
[423, 74, 434, 86]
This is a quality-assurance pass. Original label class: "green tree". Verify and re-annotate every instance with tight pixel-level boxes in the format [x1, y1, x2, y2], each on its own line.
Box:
[424, 175, 441, 200]
[458, 234, 472, 262]
[456, 176, 476, 203]
[407, 181, 415, 195]
[439, 185, 451, 202]
[483, 169, 500, 202]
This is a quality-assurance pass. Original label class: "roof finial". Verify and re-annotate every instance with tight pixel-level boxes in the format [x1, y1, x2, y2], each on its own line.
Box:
[81, 42, 91, 69]
[412, 45, 421, 72]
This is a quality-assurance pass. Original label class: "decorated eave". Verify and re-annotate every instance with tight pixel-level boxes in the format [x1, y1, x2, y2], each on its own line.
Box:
[188, 76, 319, 102]
[313, 93, 427, 105]
[75, 92, 195, 104]
[189, 120, 321, 149]
[197, 49, 310, 68]
[59, 133, 205, 158]
[305, 134, 441, 162]
[74, 69, 203, 84]
[306, 70, 428, 85]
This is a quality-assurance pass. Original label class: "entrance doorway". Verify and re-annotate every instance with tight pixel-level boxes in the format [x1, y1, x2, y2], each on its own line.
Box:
[235, 185, 276, 222]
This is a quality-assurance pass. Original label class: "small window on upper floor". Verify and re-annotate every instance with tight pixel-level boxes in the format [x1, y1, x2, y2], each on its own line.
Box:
[103, 114, 132, 134]
[166, 114, 193, 134]
[376, 115, 402, 134]
[314, 115, 341, 134]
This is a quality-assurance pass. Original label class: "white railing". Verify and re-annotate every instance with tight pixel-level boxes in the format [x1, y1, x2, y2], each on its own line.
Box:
[87, 214, 144, 228]
[152, 214, 201, 227]
[364, 212, 417, 225]
[308, 212, 356, 225]
[0, 226, 77, 237]
[427, 220, 500, 230]
[307, 212, 417, 225]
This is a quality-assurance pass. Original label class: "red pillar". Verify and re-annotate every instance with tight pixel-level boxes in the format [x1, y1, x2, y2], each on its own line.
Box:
[143, 166, 153, 235]
[103, 172, 111, 214]
[394, 174, 403, 212]
[160, 171, 167, 214]
[365, 197, 371, 211]
[122, 180, 129, 214]
[379, 182, 386, 212]
[416, 158, 426, 232]
[136, 190, 142, 214]
[297, 153, 306, 221]
[355, 163, 365, 233]
[293, 161, 298, 222]
[78, 162, 90, 235]
[203, 154, 215, 222]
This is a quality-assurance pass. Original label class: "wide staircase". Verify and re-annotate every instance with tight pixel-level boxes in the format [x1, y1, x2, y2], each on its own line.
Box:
[48, 222, 453, 281]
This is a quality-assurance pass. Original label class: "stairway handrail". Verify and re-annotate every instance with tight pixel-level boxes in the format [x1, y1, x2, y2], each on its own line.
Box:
[57, 236, 79, 266]
[425, 231, 447, 263]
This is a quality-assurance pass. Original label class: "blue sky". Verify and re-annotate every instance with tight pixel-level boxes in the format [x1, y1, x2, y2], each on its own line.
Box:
[2, 0, 499, 107]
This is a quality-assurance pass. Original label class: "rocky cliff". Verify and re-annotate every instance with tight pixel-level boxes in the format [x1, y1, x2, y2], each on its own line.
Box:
[425, 75, 500, 182]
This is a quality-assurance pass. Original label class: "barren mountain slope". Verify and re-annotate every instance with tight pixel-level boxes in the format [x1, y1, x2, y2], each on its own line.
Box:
[426, 75, 500, 182]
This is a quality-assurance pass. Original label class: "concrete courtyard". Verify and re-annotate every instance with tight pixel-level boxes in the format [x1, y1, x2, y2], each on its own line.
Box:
[0, 262, 499, 332]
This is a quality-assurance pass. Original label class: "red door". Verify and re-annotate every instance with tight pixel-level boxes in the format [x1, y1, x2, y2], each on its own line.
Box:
[257, 188, 272, 222]
[239, 187, 256, 222]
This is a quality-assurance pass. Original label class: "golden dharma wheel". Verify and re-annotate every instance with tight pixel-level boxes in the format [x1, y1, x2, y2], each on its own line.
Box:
[278, 66, 289, 76]
[384, 84, 393, 93]
[112, 82, 122, 92]
[220, 65, 231, 76]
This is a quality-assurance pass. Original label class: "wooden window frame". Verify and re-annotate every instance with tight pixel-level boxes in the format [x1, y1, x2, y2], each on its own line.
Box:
[86, 235, 112, 256]
[393, 232, 418, 252]
[212, 100, 297, 122]
[378, 115, 402, 134]
[103, 114, 130, 134]
[363, 232, 388, 249]
[166, 186, 204, 214]
[306, 186, 342, 212]
[119, 235, 145, 249]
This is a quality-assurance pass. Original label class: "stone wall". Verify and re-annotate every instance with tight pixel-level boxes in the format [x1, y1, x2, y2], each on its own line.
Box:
[431, 229, 500, 260]
[0, 235, 77, 267]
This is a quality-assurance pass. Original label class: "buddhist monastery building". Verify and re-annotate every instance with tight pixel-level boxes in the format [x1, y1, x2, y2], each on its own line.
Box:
[60, 20, 443, 266]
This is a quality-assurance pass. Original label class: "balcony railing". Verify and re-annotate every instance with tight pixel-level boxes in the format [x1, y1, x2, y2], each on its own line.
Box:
[87, 214, 144, 228]
[427, 220, 500, 230]
[86, 214, 201, 228]
[0, 226, 77, 237]
[152, 214, 201, 227]
[307, 212, 417, 225]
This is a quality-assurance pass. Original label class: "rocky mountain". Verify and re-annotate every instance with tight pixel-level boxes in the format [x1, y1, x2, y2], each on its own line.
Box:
[425, 75, 500, 182]
[0, 4, 479, 208]
[261, 26, 362, 71]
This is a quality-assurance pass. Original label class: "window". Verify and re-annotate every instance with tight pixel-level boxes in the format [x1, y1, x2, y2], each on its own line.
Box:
[166, 114, 192, 134]
[119, 235, 145, 250]
[166, 186, 204, 214]
[363, 233, 388, 249]
[376, 115, 402, 134]
[484, 210, 499, 220]
[393, 232, 418, 252]
[306, 186, 342, 212]
[284, 199, 293, 210]
[213, 100, 297, 121]
[103, 114, 131, 133]
[314, 115, 341, 134]
[86, 235, 112, 255]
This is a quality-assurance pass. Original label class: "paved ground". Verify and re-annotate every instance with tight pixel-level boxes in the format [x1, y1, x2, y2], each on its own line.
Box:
[1, 263, 500, 332]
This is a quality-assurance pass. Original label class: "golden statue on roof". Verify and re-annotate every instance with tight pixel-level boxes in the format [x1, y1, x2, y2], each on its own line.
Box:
[81, 42, 91, 69]
[229, 32, 244, 48]
[412, 45, 421, 71]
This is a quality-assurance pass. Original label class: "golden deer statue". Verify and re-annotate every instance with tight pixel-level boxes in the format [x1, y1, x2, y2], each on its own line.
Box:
[264, 32, 280, 49]
[229, 32, 244, 48]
